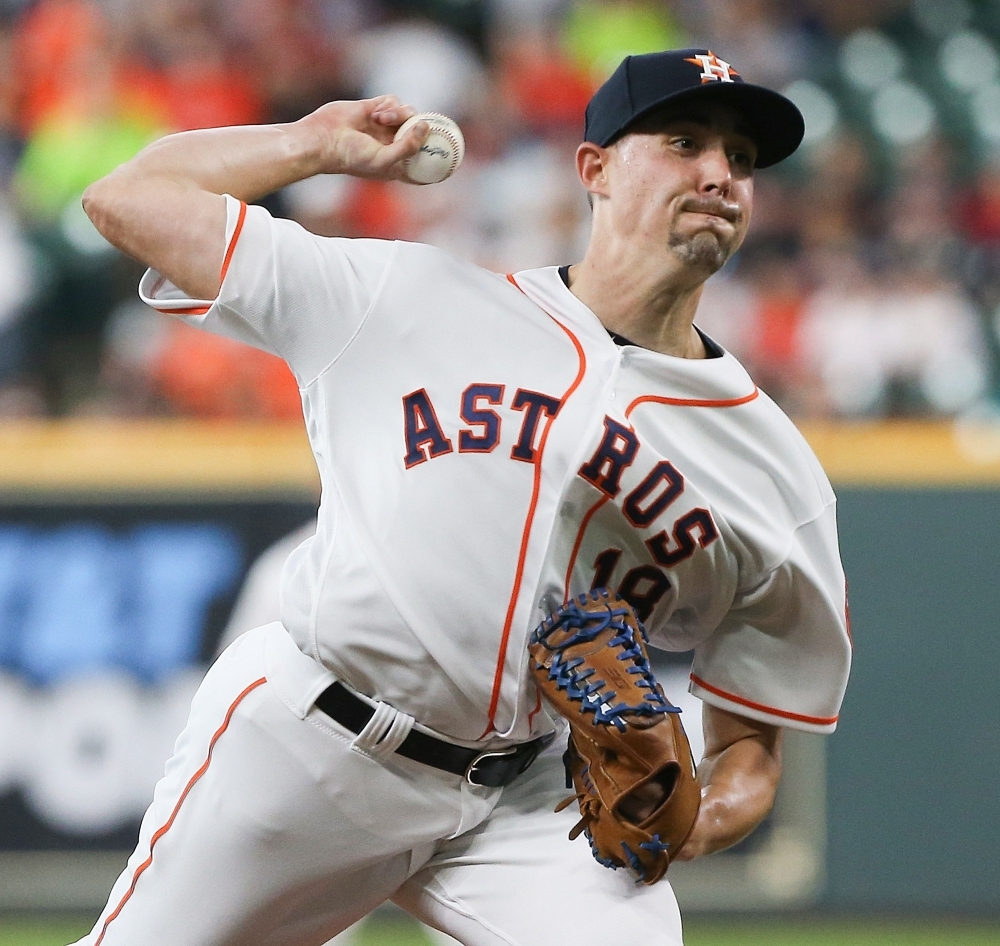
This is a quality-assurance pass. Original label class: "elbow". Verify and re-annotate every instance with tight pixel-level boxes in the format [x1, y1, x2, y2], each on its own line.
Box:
[82, 178, 109, 239]
[82, 175, 117, 239]
[80, 180, 97, 219]
[82, 172, 137, 254]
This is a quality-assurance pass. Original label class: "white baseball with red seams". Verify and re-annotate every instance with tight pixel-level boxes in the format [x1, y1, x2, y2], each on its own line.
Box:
[76, 195, 850, 946]
[394, 112, 465, 184]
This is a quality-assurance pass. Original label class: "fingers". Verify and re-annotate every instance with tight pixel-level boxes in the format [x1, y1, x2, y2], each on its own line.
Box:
[369, 95, 417, 129]
[372, 119, 429, 173]
[368, 94, 403, 112]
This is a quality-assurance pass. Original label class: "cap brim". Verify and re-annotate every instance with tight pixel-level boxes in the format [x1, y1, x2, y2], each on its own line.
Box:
[609, 82, 805, 169]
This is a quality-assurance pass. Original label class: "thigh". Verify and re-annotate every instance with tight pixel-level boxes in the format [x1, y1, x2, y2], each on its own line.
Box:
[394, 739, 685, 946]
[76, 626, 478, 946]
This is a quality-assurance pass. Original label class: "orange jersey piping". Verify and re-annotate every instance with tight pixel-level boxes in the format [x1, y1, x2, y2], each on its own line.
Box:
[625, 389, 759, 417]
[566, 367, 755, 602]
[93, 676, 267, 945]
[151, 198, 247, 317]
[482, 274, 586, 734]
[220, 199, 247, 284]
[562, 494, 609, 604]
[526, 688, 544, 729]
[156, 304, 212, 316]
[690, 673, 838, 727]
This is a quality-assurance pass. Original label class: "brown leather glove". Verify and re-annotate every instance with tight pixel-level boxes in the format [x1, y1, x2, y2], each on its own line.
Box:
[527, 588, 701, 885]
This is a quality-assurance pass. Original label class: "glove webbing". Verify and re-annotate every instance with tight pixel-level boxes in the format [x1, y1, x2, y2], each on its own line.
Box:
[529, 592, 680, 730]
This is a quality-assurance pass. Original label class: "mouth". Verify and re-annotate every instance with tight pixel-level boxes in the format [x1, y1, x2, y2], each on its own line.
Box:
[687, 212, 734, 228]
[680, 201, 740, 224]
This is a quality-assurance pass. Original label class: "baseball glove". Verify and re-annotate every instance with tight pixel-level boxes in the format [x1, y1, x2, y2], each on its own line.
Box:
[527, 588, 701, 885]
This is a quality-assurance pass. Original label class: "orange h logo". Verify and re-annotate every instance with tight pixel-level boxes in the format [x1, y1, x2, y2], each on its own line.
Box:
[684, 51, 739, 84]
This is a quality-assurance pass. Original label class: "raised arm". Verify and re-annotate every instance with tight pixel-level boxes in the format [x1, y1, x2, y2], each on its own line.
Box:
[82, 97, 429, 301]
[674, 703, 783, 860]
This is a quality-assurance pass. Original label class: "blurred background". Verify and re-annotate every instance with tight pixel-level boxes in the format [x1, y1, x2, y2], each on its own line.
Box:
[0, 0, 999, 944]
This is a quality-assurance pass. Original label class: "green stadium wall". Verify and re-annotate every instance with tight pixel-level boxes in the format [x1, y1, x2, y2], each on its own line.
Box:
[2, 420, 999, 913]
[825, 487, 1000, 912]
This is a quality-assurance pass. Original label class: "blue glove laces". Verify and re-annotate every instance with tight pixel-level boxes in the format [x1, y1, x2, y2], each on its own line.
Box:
[530, 590, 680, 731]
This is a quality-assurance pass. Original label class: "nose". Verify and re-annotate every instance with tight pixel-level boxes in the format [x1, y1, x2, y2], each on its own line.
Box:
[697, 142, 733, 196]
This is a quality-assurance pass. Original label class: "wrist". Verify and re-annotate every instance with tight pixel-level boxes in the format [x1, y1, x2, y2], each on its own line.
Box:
[282, 118, 328, 181]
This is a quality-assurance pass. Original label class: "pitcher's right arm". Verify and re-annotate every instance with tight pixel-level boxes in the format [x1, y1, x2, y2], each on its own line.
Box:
[82, 97, 428, 301]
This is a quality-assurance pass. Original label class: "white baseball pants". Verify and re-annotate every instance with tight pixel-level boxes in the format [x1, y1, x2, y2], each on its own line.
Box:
[74, 623, 684, 946]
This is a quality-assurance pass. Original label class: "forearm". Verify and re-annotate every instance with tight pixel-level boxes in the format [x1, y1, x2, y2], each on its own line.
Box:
[675, 708, 783, 861]
[82, 97, 426, 300]
[81, 122, 320, 297]
[97, 121, 323, 204]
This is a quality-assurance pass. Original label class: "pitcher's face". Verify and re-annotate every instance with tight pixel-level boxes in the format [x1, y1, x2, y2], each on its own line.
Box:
[604, 102, 756, 277]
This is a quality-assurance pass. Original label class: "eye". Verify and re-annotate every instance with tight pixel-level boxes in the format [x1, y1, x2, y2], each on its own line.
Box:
[671, 136, 697, 152]
[730, 149, 755, 171]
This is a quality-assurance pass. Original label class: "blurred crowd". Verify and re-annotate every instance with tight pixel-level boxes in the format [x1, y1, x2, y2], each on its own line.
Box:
[0, 0, 999, 421]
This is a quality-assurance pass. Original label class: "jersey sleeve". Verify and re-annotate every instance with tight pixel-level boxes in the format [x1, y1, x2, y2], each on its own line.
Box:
[689, 501, 852, 734]
[138, 194, 398, 384]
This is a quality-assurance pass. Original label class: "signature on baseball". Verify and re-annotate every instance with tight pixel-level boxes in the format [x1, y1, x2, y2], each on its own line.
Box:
[395, 112, 465, 185]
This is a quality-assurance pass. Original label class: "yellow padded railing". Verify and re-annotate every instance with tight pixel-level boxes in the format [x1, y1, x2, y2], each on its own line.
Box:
[0, 421, 319, 495]
[1, 419, 1000, 493]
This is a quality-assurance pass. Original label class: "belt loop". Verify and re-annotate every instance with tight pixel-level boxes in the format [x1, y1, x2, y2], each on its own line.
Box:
[351, 701, 415, 760]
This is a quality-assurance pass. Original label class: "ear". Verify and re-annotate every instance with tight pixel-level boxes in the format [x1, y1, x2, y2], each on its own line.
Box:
[576, 142, 610, 202]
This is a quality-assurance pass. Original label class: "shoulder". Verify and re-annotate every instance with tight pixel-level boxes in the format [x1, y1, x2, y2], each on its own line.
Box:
[238, 207, 507, 292]
[747, 386, 836, 516]
[237, 202, 404, 276]
[387, 239, 512, 287]
[245, 218, 512, 300]
[690, 335, 835, 522]
[369, 240, 547, 317]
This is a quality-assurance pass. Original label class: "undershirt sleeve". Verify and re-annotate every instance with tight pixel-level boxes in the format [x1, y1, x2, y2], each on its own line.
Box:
[138, 195, 398, 385]
[689, 502, 852, 734]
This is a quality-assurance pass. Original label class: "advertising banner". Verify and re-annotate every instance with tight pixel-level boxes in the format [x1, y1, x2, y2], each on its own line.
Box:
[0, 420, 843, 911]
[0, 498, 315, 859]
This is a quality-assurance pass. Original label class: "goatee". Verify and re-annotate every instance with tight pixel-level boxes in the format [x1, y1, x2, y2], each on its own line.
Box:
[668, 231, 729, 275]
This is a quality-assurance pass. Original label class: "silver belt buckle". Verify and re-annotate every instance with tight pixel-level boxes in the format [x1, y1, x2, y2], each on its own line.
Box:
[464, 746, 519, 786]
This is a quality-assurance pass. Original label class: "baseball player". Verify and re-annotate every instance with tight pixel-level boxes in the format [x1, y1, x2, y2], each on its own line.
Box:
[77, 49, 851, 946]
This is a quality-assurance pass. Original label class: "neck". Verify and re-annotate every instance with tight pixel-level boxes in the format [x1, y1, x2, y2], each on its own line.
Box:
[567, 242, 712, 359]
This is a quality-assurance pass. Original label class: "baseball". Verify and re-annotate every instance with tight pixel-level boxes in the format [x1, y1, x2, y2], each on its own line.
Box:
[394, 112, 465, 185]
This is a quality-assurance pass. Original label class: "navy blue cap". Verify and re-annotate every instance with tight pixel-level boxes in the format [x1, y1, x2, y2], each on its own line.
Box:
[584, 49, 805, 169]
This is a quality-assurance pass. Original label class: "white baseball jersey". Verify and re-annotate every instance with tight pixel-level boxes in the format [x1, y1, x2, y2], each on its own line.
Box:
[140, 195, 851, 746]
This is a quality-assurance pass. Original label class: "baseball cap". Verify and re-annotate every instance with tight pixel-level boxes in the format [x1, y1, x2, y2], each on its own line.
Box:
[584, 49, 805, 169]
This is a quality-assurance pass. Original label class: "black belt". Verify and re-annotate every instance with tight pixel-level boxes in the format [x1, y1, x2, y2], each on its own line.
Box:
[315, 681, 554, 788]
